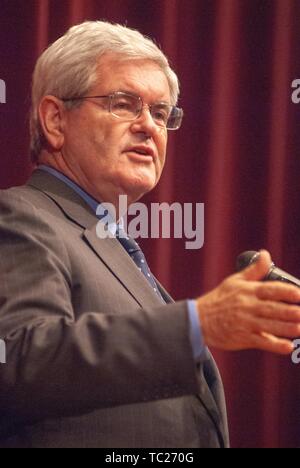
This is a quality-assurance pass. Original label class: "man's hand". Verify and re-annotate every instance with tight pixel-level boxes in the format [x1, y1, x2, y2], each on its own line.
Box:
[197, 250, 300, 354]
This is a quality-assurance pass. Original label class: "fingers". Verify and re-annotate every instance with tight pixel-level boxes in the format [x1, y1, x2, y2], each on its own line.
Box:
[255, 282, 300, 303]
[235, 249, 272, 282]
[250, 333, 294, 355]
[251, 316, 300, 338]
[254, 300, 300, 322]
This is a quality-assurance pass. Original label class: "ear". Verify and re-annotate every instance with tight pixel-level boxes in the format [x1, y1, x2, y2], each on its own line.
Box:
[38, 96, 66, 151]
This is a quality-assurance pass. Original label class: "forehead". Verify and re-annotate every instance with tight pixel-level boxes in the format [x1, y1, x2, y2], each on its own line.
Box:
[93, 55, 171, 103]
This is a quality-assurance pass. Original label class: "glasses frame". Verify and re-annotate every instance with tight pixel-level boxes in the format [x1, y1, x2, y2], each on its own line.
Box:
[61, 91, 183, 130]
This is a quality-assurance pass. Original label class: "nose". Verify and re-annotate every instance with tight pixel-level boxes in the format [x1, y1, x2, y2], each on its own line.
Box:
[130, 105, 158, 137]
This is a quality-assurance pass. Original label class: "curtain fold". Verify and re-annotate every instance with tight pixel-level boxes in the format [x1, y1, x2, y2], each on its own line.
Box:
[1, 0, 300, 448]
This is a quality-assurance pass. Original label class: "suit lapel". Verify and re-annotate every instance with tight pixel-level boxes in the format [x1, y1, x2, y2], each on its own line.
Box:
[153, 276, 174, 304]
[27, 170, 166, 309]
[83, 227, 166, 308]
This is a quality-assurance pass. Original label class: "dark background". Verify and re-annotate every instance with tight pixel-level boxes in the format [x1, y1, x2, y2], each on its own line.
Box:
[1, 0, 300, 448]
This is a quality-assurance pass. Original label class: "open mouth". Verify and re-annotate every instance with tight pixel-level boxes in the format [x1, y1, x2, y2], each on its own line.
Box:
[125, 147, 155, 161]
[132, 149, 149, 155]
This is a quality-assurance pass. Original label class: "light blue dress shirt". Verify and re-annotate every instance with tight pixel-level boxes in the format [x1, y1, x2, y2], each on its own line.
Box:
[38, 165, 208, 362]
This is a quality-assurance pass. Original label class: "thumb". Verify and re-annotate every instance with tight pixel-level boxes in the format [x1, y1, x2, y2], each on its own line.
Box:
[236, 250, 273, 282]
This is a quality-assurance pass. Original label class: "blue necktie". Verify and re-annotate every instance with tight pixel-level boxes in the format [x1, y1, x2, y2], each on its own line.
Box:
[116, 227, 165, 302]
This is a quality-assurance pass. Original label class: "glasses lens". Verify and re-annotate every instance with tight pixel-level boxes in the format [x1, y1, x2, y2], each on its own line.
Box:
[150, 104, 172, 127]
[166, 107, 183, 130]
[109, 92, 183, 130]
[110, 93, 140, 120]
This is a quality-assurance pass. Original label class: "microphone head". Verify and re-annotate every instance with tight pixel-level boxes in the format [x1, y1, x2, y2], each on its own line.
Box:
[236, 251, 260, 272]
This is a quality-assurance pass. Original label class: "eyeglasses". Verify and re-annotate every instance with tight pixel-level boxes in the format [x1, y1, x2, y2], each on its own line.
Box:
[61, 91, 183, 130]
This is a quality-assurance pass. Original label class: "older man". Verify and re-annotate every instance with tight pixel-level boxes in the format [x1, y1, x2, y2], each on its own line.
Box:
[0, 21, 300, 449]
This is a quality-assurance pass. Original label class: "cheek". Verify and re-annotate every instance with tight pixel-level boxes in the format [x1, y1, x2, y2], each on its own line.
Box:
[157, 134, 168, 165]
[83, 125, 115, 160]
[94, 123, 125, 152]
[66, 118, 95, 155]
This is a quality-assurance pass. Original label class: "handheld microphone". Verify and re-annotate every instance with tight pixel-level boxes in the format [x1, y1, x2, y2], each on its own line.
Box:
[236, 251, 300, 288]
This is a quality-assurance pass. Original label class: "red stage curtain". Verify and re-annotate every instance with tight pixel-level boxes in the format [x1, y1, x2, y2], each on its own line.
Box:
[1, 0, 300, 448]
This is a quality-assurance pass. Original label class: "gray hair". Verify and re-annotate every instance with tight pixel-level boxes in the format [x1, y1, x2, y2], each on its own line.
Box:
[30, 20, 180, 161]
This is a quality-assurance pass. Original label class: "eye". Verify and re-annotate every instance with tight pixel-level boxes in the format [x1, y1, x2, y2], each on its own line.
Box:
[152, 105, 170, 123]
[113, 100, 131, 110]
[111, 96, 137, 114]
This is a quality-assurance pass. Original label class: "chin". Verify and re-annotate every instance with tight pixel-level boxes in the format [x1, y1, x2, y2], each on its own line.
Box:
[122, 175, 156, 199]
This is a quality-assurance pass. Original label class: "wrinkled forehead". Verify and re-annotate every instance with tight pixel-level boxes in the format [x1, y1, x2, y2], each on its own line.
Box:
[92, 54, 171, 104]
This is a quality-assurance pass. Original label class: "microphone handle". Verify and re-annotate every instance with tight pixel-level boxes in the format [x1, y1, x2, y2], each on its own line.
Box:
[267, 266, 300, 288]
